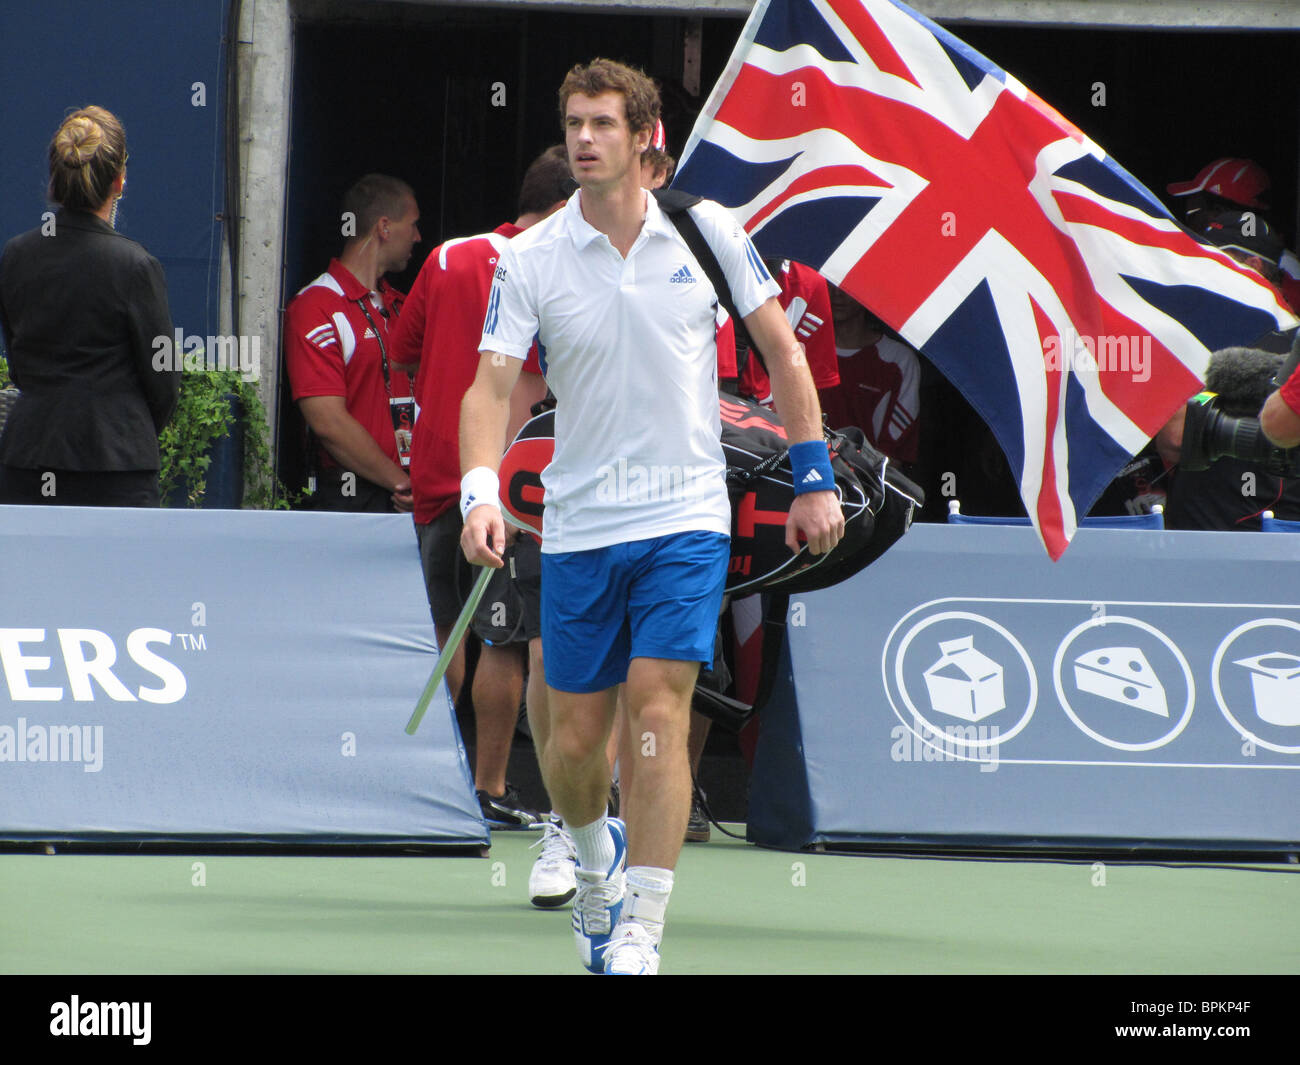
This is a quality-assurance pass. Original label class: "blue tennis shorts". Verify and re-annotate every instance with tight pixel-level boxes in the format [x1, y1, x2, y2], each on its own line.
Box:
[540, 530, 730, 693]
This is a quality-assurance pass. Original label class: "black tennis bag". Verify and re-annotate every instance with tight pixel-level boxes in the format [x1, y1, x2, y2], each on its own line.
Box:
[497, 392, 923, 596]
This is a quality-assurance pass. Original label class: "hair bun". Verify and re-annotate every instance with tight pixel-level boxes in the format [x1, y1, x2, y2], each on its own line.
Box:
[56, 115, 104, 168]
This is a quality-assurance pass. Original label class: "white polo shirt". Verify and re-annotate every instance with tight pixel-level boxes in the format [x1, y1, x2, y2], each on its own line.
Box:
[481, 189, 779, 554]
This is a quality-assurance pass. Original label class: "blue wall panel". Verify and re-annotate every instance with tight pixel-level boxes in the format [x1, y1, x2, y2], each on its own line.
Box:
[0, 0, 228, 348]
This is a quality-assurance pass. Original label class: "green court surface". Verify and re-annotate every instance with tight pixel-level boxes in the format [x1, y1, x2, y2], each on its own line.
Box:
[1, 830, 1296, 975]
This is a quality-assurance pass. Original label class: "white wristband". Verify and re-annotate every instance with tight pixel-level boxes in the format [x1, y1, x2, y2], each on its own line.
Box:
[460, 466, 500, 521]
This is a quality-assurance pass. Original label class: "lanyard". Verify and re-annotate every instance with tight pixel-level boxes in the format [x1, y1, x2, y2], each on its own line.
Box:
[357, 289, 415, 470]
[356, 292, 401, 397]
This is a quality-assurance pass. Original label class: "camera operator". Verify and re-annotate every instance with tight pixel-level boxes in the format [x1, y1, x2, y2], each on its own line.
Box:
[1154, 205, 1300, 529]
[1161, 345, 1300, 529]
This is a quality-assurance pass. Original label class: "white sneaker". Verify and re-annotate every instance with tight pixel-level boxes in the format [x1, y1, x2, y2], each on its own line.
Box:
[603, 920, 661, 975]
[528, 818, 577, 909]
[572, 817, 627, 973]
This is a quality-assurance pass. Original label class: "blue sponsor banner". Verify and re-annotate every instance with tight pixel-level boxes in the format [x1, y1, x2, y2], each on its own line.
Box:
[0, 506, 485, 846]
[750, 523, 1300, 853]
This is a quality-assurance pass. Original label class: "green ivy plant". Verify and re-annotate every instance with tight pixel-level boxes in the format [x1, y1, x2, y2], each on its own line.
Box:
[158, 368, 295, 509]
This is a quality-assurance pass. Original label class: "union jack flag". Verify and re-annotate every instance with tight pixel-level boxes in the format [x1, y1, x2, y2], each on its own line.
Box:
[674, 0, 1296, 559]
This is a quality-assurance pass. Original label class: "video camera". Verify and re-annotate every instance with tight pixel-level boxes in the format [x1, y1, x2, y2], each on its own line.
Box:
[1179, 336, 1300, 477]
[1180, 392, 1300, 476]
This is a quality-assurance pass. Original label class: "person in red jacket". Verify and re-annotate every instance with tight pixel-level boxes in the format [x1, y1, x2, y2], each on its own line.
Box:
[389, 146, 573, 834]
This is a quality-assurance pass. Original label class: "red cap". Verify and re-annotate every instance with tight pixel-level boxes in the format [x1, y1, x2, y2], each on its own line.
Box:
[1167, 158, 1271, 209]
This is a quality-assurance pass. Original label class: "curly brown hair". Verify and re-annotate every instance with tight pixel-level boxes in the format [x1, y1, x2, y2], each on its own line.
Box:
[558, 59, 661, 139]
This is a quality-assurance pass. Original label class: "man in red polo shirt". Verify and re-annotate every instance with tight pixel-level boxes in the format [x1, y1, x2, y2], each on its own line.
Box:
[284, 174, 421, 511]
[389, 146, 573, 839]
[820, 283, 922, 464]
[726, 259, 839, 408]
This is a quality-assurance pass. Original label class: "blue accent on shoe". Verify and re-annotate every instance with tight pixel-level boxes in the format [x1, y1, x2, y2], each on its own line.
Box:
[605, 817, 627, 876]
[571, 817, 627, 973]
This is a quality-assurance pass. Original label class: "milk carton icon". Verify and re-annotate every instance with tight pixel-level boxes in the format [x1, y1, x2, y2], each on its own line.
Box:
[923, 635, 1005, 722]
[1233, 653, 1300, 726]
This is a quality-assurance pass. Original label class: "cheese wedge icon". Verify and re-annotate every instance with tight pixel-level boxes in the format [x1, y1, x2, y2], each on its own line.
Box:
[1072, 647, 1169, 717]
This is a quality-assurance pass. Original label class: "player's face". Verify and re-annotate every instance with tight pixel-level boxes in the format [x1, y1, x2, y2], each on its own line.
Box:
[565, 92, 649, 191]
[384, 197, 421, 272]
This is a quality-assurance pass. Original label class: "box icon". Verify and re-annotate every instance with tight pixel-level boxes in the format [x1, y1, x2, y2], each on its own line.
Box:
[923, 635, 1006, 722]
[1233, 653, 1300, 726]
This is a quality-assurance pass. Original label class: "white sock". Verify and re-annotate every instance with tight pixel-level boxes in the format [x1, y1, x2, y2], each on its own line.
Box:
[624, 866, 674, 944]
[569, 815, 615, 872]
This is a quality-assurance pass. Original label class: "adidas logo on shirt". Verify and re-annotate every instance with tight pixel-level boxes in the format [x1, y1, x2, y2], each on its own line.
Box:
[796, 312, 824, 339]
[669, 265, 697, 284]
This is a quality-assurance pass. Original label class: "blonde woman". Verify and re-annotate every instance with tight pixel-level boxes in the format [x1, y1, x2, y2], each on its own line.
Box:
[0, 106, 178, 505]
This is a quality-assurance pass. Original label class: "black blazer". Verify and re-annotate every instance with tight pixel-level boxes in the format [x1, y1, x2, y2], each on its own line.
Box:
[0, 209, 179, 471]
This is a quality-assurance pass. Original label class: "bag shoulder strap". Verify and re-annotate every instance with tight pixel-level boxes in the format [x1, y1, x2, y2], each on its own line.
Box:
[653, 189, 760, 368]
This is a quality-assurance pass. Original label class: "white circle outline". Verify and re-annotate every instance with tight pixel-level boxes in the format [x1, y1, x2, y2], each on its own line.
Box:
[1053, 616, 1195, 751]
[891, 611, 1037, 748]
[1211, 618, 1300, 755]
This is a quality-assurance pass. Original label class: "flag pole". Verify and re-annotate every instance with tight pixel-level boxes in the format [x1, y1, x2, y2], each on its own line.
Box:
[406, 563, 495, 735]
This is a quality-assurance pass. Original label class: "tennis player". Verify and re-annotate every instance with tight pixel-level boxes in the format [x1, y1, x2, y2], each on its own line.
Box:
[460, 58, 843, 974]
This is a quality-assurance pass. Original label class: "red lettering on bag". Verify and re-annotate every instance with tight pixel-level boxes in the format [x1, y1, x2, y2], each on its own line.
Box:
[737, 492, 787, 538]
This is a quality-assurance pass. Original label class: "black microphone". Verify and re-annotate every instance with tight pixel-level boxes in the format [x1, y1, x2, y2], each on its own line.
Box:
[1205, 346, 1285, 415]
[1181, 345, 1300, 474]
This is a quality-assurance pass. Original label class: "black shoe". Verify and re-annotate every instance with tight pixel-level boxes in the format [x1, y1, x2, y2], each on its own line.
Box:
[607, 780, 620, 818]
[685, 792, 710, 843]
[477, 784, 543, 829]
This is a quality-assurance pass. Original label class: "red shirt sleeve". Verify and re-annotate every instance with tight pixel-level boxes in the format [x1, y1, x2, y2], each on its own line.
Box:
[1280, 359, 1300, 417]
[284, 292, 346, 399]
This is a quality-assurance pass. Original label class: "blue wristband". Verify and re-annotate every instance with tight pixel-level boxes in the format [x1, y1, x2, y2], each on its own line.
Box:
[789, 440, 835, 495]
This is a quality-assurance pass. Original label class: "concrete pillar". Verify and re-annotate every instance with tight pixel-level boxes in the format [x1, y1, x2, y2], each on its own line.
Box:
[234, 0, 292, 477]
